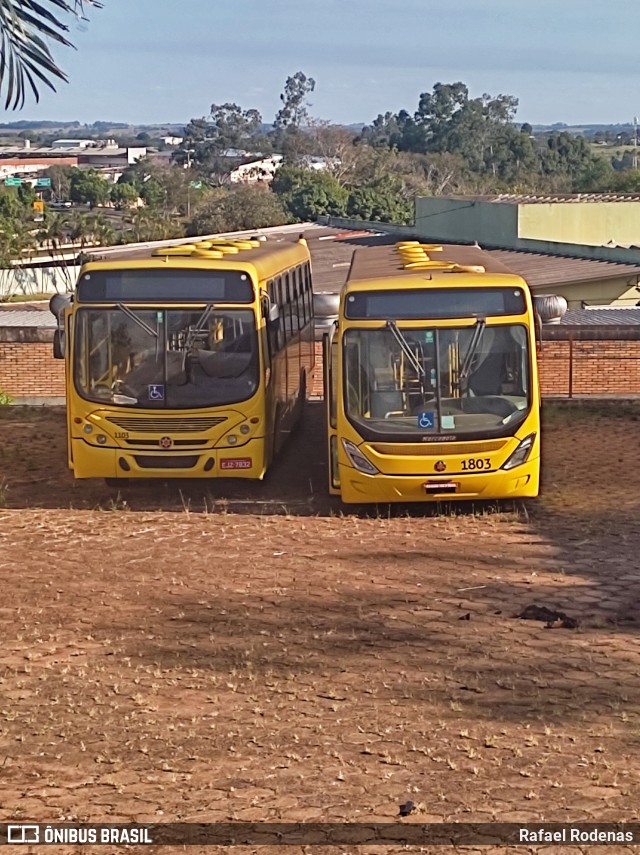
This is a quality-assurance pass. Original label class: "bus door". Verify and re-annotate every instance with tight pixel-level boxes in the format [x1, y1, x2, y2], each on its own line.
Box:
[323, 323, 340, 495]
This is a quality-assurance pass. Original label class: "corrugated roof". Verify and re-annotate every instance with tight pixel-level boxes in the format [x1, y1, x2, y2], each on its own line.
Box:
[304, 230, 640, 291]
[561, 308, 640, 326]
[482, 247, 640, 289]
[470, 193, 640, 204]
[3, 225, 640, 328]
[0, 307, 56, 327]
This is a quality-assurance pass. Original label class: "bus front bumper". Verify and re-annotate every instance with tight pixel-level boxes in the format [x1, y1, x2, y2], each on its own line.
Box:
[338, 458, 540, 503]
[71, 437, 266, 480]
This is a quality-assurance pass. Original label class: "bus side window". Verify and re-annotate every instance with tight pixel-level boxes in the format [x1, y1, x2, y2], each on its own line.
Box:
[284, 273, 295, 338]
[304, 263, 313, 323]
[297, 267, 307, 327]
[276, 277, 287, 349]
[291, 271, 301, 334]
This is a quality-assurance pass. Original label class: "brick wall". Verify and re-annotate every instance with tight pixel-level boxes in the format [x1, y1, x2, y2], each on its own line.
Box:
[539, 339, 640, 396]
[2, 328, 639, 403]
[0, 329, 65, 401]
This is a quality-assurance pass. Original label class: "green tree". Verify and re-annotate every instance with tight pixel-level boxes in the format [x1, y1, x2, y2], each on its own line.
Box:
[45, 163, 74, 200]
[86, 212, 115, 246]
[0, 0, 101, 109]
[274, 71, 316, 130]
[123, 208, 183, 243]
[359, 111, 406, 149]
[66, 210, 92, 247]
[537, 131, 609, 191]
[186, 185, 287, 235]
[180, 103, 263, 173]
[110, 182, 138, 210]
[208, 102, 262, 150]
[0, 185, 25, 219]
[271, 165, 348, 220]
[347, 183, 412, 224]
[69, 168, 110, 207]
[139, 177, 166, 208]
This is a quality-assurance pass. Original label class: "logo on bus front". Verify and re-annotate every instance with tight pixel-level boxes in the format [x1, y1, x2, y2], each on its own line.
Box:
[159, 436, 173, 449]
[434, 461, 447, 472]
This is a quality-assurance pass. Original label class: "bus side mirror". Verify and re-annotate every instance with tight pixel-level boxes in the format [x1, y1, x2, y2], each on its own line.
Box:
[53, 329, 65, 359]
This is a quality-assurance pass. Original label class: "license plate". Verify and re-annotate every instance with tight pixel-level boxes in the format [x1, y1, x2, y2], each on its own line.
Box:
[423, 481, 458, 494]
[220, 458, 252, 470]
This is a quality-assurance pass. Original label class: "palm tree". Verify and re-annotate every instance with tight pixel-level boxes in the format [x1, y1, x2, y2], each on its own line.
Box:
[0, 0, 101, 109]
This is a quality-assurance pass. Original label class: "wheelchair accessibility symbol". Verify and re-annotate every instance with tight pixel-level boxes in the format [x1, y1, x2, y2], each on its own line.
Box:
[417, 411, 435, 429]
[148, 384, 165, 401]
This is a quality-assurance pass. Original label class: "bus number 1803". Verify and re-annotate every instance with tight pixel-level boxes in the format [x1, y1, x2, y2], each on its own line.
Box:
[461, 457, 491, 471]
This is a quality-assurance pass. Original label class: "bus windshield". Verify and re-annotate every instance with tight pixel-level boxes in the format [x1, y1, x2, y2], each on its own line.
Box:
[344, 324, 530, 437]
[74, 307, 259, 409]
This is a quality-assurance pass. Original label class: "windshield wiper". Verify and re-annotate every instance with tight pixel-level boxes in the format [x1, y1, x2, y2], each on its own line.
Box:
[459, 318, 487, 384]
[386, 320, 424, 377]
[116, 303, 159, 339]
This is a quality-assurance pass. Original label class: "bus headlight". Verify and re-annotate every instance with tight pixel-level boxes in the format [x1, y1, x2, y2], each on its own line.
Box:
[96, 434, 107, 445]
[239, 424, 250, 435]
[501, 433, 536, 470]
[83, 424, 93, 434]
[227, 435, 238, 445]
[342, 439, 379, 475]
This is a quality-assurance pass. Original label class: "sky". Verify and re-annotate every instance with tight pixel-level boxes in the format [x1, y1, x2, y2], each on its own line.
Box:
[3, 0, 639, 128]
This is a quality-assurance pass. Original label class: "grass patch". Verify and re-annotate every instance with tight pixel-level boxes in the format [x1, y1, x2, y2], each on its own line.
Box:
[542, 400, 640, 429]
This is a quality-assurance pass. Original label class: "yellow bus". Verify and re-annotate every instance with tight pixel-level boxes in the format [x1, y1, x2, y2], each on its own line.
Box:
[50, 235, 314, 483]
[324, 242, 540, 503]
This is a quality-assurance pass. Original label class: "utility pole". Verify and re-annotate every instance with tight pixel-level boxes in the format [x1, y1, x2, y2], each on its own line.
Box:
[634, 117, 638, 169]
[185, 149, 195, 218]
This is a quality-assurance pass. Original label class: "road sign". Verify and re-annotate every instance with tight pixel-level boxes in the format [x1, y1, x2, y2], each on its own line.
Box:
[36, 177, 51, 187]
[4, 177, 22, 186]
[32, 200, 45, 212]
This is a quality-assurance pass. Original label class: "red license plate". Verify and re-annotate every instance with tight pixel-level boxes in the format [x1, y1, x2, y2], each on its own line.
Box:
[220, 458, 252, 470]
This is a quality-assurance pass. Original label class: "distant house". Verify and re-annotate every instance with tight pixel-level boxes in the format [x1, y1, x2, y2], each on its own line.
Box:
[301, 155, 337, 171]
[161, 136, 183, 146]
[51, 139, 95, 149]
[229, 154, 284, 184]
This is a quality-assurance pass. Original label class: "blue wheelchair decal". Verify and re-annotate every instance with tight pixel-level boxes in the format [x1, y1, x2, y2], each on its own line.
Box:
[417, 411, 435, 429]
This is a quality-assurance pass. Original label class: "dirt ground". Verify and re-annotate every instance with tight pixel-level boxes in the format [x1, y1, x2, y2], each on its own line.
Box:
[1, 401, 640, 854]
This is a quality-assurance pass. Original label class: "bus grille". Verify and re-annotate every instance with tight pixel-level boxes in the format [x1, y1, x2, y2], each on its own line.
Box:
[370, 439, 508, 456]
[106, 416, 227, 433]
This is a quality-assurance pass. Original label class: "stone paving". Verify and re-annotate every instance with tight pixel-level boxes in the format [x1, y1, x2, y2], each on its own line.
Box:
[0, 402, 638, 854]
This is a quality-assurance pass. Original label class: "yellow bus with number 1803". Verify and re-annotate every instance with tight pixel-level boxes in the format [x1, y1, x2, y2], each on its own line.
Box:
[323, 242, 540, 503]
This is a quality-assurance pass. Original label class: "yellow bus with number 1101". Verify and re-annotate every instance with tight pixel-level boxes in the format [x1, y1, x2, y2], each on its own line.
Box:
[51, 235, 314, 484]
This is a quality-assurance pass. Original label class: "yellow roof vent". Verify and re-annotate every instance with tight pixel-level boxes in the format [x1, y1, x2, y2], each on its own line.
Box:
[151, 244, 197, 257]
[448, 264, 486, 273]
[151, 237, 261, 258]
[397, 242, 449, 270]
